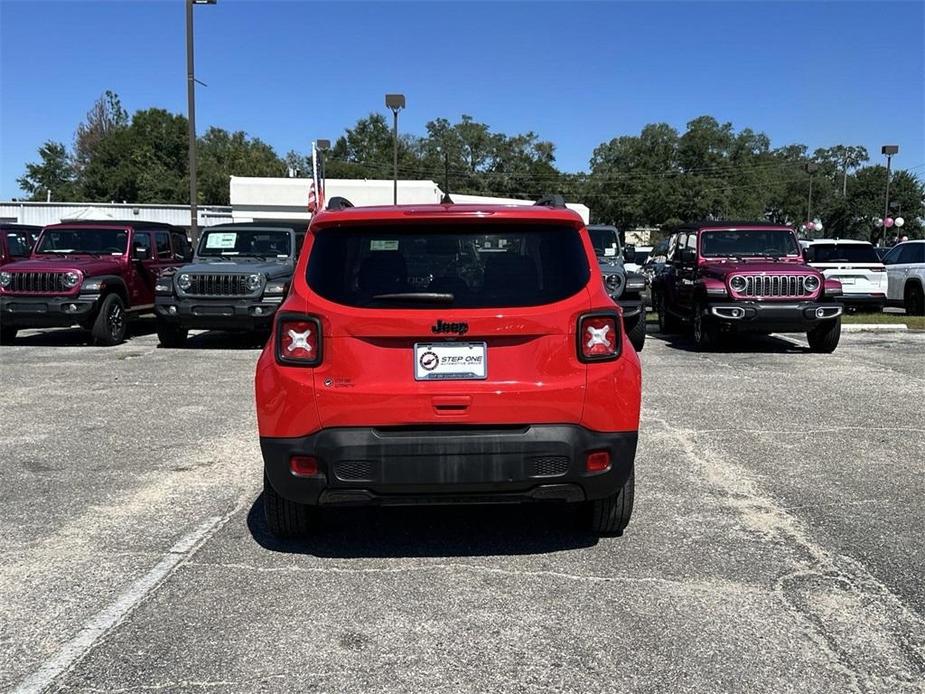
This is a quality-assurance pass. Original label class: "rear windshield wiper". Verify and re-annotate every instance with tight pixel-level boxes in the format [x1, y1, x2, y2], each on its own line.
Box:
[371, 292, 455, 303]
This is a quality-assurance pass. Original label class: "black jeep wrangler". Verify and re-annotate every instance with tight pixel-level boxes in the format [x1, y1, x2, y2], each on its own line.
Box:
[154, 221, 306, 346]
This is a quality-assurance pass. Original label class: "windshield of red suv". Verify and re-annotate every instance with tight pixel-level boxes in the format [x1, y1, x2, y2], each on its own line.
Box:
[197, 229, 291, 258]
[700, 229, 799, 258]
[804, 243, 879, 264]
[306, 223, 590, 308]
[35, 228, 128, 255]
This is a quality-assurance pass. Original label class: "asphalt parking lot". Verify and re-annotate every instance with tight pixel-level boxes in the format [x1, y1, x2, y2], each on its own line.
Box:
[1, 322, 923, 693]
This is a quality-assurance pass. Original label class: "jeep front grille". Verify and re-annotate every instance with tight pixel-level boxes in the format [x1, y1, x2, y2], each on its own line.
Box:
[738, 275, 812, 298]
[6, 272, 70, 294]
[184, 273, 251, 297]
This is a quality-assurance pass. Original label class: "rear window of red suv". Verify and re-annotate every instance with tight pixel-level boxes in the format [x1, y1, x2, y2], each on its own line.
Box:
[306, 223, 590, 309]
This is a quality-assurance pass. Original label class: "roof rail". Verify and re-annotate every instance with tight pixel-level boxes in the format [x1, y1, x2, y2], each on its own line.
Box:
[326, 196, 354, 211]
[534, 194, 567, 209]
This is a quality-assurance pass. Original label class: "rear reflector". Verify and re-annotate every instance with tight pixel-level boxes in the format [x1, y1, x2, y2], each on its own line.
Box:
[275, 314, 322, 366]
[289, 455, 320, 477]
[585, 450, 612, 474]
[578, 313, 621, 362]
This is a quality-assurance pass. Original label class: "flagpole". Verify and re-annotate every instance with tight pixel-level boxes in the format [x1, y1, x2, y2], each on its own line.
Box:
[311, 141, 319, 210]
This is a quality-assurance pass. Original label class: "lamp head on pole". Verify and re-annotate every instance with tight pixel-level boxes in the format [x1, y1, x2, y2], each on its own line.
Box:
[881, 145, 899, 156]
[192, 0, 217, 4]
[385, 93, 406, 114]
[316, 139, 330, 152]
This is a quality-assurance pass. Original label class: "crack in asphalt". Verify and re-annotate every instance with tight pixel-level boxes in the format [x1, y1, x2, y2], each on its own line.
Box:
[648, 415, 925, 693]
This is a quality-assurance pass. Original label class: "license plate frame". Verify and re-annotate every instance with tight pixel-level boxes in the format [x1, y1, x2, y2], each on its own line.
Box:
[414, 341, 488, 381]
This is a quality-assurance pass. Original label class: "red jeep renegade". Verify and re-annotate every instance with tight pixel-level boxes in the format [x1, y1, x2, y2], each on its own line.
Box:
[255, 197, 642, 537]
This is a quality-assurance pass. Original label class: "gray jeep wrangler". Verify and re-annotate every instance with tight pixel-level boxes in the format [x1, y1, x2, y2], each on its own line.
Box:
[154, 221, 306, 347]
[587, 224, 647, 351]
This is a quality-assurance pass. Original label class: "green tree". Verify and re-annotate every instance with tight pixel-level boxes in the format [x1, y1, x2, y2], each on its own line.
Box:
[73, 91, 129, 175]
[197, 127, 286, 204]
[16, 141, 78, 201]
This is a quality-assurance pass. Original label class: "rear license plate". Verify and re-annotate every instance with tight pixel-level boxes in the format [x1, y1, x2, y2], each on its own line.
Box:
[414, 342, 487, 381]
[839, 277, 856, 285]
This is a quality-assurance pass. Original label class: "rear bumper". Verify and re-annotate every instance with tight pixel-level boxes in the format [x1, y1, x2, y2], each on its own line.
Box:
[262, 425, 637, 507]
[704, 300, 842, 332]
[0, 293, 99, 327]
[835, 292, 886, 309]
[155, 296, 280, 331]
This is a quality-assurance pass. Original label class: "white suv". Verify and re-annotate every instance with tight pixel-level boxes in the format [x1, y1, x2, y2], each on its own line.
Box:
[882, 240, 925, 315]
[802, 239, 887, 312]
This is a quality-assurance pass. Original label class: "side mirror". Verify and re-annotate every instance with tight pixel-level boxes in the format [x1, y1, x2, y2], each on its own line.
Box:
[132, 243, 150, 261]
[681, 248, 697, 264]
[623, 243, 635, 262]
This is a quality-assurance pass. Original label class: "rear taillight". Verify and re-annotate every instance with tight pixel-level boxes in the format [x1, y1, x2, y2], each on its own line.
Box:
[275, 314, 322, 366]
[578, 312, 621, 362]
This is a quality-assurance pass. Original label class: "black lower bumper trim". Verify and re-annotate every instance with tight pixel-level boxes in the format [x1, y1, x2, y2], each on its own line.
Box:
[155, 298, 278, 331]
[618, 298, 643, 319]
[705, 300, 842, 332]
[262, 425, 638, 507]
[0, 294, 98, 327]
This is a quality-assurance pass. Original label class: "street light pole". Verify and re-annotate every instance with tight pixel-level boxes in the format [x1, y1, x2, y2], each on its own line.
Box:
[881, 145, 899, 244]
[804, 162, 818, 229]
[186, 0, 216, 246]
[385, 94, 405, 205]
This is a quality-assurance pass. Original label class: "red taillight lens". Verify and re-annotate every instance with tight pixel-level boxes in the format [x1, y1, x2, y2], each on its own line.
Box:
[578, 313, 620, 361]
[275, 314, 322, 366]
[289, 455, 320, 477]
[585, 450, 612, 474]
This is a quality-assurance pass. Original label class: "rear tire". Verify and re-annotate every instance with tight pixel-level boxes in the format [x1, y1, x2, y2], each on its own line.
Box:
[583, 469, 635, 536]
[91, 293, 127, 346]
[626, 314, 646, 352]
[0, 326, 17, 345]
[156, 323, 188, 348]
[905, 283, 925, 316]
[657, 295, 681, 334]
[807, 317, 841, 353]
[263, 473, 314, 538]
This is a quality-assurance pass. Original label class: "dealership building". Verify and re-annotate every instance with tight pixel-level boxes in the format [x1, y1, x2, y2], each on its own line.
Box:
[1, 178, 590, 228]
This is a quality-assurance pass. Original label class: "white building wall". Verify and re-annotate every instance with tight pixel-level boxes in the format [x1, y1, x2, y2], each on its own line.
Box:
[0, 201, 233, 228]
[229, 177, 590, 224]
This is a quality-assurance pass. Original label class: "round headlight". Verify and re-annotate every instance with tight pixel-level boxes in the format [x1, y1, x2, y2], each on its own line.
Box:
[730, 275, 747, 292]
[245, 273, 263, 292]
[0, 271, 11, 288]
[605, 273, 624, 296]
[803, 275, 820, 292]
[63, 271, 80, 288]
[177, 273, 191, 290]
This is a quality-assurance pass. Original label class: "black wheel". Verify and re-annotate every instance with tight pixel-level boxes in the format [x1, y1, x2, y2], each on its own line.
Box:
[657, 294, 681, 334]
[807, 317, 841, 353]
[626, 314, 646, 352]
[263, 473, 315, 538]
[91, 293, 127, 346]
[692, 302, 718, 349]
[156, 323, 188, 348]
[583, 469, 635, 536]
[905, 283, 925, 316]
[0, 326, 17, 345]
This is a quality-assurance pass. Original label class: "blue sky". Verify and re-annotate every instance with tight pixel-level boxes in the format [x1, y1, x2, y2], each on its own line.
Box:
[1, 0, 923, 198]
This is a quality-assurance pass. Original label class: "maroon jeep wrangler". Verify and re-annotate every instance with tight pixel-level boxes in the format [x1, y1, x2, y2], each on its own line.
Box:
[0, 224, 41, 267]
[0, 221, 190, 345]
[653, 222, 843, 352]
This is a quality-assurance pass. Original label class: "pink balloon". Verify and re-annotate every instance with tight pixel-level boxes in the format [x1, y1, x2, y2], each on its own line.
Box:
[884, 217, 894, 228]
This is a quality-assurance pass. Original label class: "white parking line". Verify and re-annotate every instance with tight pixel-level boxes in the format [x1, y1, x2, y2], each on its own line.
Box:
[11, 514, 230, 694]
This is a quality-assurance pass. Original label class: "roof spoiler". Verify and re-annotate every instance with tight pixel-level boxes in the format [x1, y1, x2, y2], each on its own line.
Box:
[533, 194, 567, 209]
[326, 196, 354, 211]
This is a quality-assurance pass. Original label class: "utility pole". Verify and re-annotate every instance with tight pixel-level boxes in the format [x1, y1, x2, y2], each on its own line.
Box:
[186, 0, 216, 246]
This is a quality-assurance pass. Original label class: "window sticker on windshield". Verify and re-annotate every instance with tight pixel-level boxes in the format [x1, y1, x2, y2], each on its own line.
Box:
[371, 239, 399, 251]
[604, 247, 616, 257]
[206, 233, 237, 249]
